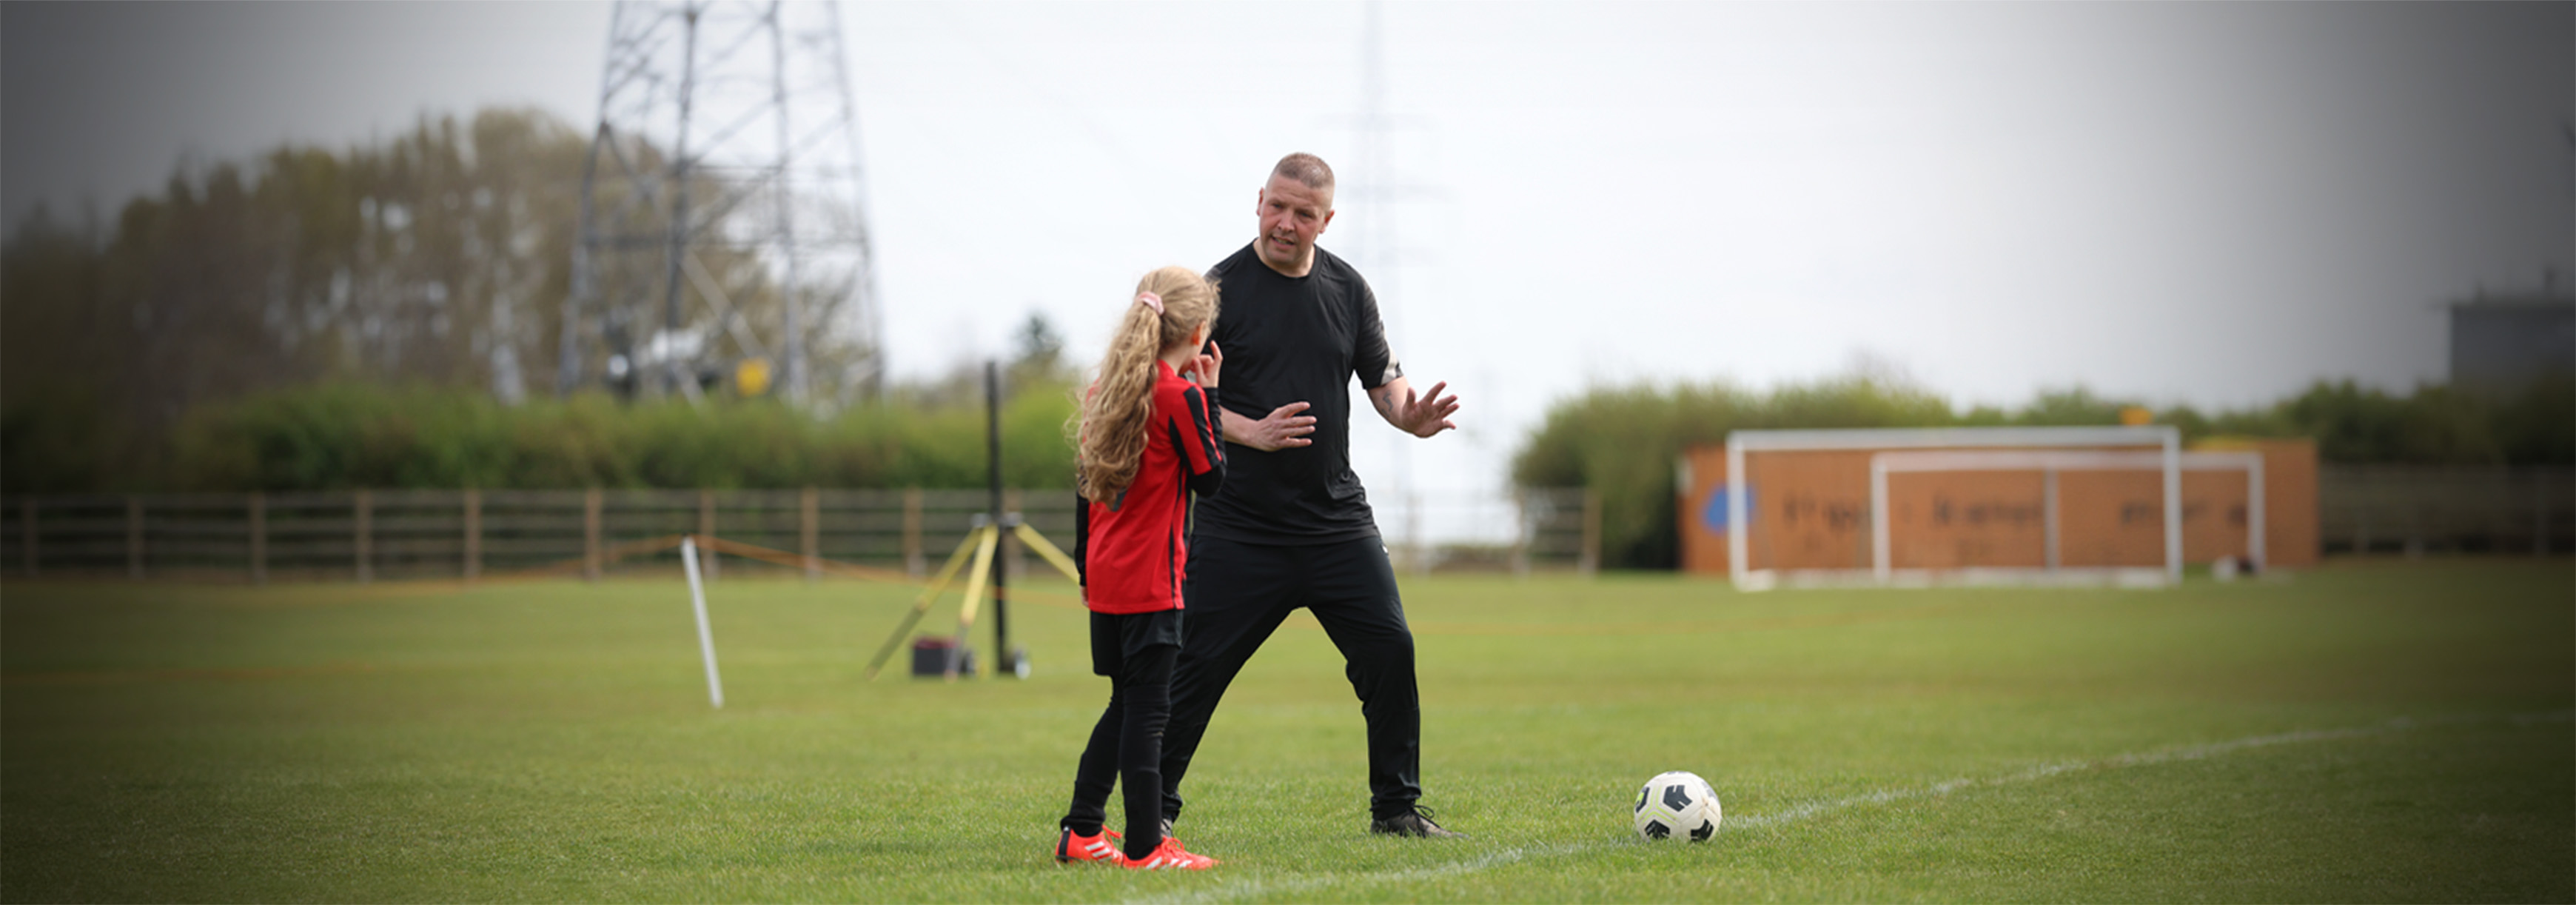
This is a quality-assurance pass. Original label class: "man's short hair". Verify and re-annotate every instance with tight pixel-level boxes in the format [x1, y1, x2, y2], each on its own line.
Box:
[1271, 153, 1335, 193]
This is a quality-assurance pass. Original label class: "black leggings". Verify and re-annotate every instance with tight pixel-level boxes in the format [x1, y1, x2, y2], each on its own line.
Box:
[1062, 640, 1177, 861]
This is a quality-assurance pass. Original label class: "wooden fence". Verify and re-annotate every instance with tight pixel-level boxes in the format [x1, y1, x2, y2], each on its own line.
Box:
[2319, 466, 2574, 556]
[0, 487, 1598, 583]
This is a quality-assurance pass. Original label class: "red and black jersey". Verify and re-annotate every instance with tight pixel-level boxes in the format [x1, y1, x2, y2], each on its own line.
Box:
[1073, 361, 1227, 614]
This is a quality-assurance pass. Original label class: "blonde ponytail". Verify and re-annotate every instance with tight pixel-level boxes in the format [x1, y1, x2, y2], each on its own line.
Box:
[1076, 266, 1220, 504]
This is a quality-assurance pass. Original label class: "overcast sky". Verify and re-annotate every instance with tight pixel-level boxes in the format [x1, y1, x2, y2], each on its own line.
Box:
[4, 1, 2569, 516]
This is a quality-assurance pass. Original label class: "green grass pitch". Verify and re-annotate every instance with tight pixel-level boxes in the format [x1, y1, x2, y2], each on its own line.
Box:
[4, 560, 2569, 902]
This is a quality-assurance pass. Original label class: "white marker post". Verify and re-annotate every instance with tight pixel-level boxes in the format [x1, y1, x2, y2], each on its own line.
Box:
[682, 535, 725, 709]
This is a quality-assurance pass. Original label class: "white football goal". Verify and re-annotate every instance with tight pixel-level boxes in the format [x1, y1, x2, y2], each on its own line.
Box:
[1723, 426, 2191, 590]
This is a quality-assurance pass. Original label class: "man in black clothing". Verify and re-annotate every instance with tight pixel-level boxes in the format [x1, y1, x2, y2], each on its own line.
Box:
[1158, 153, 1466, 838]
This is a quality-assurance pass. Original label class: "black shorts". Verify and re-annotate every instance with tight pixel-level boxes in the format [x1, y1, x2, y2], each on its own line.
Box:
[1090, 608, 1184, 678]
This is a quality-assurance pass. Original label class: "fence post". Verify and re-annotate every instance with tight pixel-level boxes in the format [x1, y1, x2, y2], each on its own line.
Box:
[583, 488, 603, 582]
[1578, 489, 1601, 578]
[21, 498, 36, 578]
[463, 489, 481, 583]
[902, 487, 925, 578]
[249, 492, 266, 586]
[2538, 472, 2551, 558]
[698, 490, 718, 583]
[1509, 491, 1531, 578]
[801, 486, 821, 581]
[354, 490, 373, 584]
[127, 495, 144, 580]
[2405, 490, 2424, 558]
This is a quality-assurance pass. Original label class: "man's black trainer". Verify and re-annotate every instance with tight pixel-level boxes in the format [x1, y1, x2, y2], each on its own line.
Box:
[1369, 807, 1465, 838]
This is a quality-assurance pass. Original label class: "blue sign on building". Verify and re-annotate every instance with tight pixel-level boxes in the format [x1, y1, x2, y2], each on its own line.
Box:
[1700, 486, 1753, 536]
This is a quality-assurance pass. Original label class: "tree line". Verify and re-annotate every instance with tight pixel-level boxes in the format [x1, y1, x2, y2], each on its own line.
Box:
[1, 107, 865, 492]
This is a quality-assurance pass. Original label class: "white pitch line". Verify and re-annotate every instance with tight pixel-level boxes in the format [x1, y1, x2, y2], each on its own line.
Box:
[1126, 710, 2572, 905]
[1127, 842, 1617, 905]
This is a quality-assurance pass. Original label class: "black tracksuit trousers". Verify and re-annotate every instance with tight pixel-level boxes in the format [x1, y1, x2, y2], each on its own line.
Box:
[1158, 534, 1423, 823]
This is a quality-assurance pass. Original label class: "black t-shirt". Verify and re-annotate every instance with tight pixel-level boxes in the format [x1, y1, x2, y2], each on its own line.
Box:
[1195, 242, 1401, 544]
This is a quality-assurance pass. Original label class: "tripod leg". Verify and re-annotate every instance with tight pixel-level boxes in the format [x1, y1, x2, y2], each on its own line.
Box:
[946, 527, 1002, 680]
[862, 607, 934, 682]
[1011, 522, 1084, 584]
[863, 530, 985, 681]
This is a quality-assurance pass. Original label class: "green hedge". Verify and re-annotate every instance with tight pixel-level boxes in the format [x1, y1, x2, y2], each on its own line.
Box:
[12, 367, 2566, 575]
[144, 381, 1080, 492]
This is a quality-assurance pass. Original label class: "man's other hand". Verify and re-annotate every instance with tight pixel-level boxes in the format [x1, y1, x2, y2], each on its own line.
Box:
[1225, 401, 1317, 451]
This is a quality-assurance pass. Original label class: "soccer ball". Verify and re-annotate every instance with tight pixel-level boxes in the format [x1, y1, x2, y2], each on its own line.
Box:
[1632, 771, 1721, 841]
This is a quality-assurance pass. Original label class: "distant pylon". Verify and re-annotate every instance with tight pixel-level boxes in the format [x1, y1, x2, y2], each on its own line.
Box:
[1343, 0, 1434, 568]
[560, 0, 882, 407]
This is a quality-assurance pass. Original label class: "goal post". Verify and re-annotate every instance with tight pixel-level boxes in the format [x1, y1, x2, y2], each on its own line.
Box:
[1721, 426, 2183, 591]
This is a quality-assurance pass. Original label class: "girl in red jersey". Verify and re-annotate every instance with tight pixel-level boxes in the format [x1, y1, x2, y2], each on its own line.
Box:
[1053, 267, 1227, 871]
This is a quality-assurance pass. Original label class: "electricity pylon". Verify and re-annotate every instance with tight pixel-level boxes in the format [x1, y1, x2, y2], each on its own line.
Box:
[1343, 0, 1438, 570]
[560, 0, 882, 407]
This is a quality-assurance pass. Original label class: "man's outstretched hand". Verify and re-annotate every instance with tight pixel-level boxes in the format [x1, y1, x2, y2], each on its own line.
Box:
[1224, 401, 1318, 452]
[1380, 378, 1460, 438]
